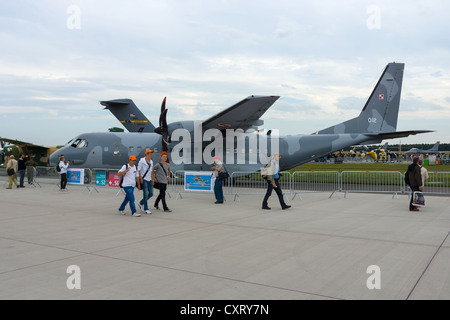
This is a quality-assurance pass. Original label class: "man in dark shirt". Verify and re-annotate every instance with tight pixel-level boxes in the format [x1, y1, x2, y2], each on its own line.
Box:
[18, 154, 27, 188]
[407, 157, 423, 212]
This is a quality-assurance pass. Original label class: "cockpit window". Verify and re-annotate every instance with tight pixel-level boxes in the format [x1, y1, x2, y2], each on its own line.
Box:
[78, 140, 88, 148]
[71, 139, 88, 148]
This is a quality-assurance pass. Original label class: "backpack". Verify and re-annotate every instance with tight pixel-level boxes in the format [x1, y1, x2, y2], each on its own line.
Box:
[56, 164, 61, 172]
[119, 164, 128, 188]
[404, 170, 410, 186]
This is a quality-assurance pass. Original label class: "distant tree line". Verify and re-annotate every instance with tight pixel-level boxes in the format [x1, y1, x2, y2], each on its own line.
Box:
[348, 143, 450, 153]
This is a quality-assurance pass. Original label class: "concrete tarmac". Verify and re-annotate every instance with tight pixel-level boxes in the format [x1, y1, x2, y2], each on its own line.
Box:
[0, 181, 449, 300]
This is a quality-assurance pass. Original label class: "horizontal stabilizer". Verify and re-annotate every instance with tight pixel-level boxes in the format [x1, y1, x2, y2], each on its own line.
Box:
[101, 99, 156, 133]
[365, 130, 433, 140]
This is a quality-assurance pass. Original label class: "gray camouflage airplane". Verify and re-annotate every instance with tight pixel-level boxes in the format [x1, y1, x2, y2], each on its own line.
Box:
[404, 141, 440, 154]
[49, 62, 431, 172]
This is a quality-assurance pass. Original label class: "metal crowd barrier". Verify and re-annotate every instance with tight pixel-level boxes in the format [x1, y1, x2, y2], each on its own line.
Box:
[292, 171, 341, 199]
[230, 171, 292, 202]
[423, 171, 450, 195]
[6, 167, 450, 199]
[340, 171, 404, 199]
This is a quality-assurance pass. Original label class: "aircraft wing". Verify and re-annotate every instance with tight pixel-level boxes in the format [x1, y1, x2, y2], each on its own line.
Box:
[202, 95, 280, 131]
[0, 137, 36, 147]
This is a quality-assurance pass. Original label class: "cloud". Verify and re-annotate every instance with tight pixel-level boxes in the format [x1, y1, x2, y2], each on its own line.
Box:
[1, 0, 450, 145]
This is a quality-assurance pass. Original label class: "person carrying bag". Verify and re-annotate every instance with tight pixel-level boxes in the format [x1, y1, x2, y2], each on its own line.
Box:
[211, 156, 226, 204]
[152, 151, 172, 212]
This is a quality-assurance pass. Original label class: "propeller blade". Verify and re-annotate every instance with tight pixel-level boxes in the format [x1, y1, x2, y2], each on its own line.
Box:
[161, 96, 166, 114]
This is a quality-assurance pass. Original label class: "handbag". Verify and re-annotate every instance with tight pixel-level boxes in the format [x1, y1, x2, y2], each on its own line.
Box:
[217, 164, 229, 180]
[413, 191, 425, 207]
[218, 170, 229, 180]
[153, 162, 167, 189]
[7, 168, 15, 176]
[260, 161, 271, 179]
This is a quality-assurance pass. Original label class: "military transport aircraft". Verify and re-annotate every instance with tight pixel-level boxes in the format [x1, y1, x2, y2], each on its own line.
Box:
[404, 141, 440, 155]
[1, 138, 60, 167]
[48, 62, 432, 172]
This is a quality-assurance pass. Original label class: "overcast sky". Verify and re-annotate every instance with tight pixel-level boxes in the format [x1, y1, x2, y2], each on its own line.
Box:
[1, 0, 450, 148]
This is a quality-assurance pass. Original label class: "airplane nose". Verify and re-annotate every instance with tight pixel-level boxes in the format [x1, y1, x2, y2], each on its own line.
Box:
[48, 151, 59, 166]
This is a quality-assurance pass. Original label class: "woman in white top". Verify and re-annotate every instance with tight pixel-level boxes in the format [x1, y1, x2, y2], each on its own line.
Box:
[58, 156, 70, 191]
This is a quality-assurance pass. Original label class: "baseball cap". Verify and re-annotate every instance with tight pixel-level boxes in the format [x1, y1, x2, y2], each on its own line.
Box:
[145, 149, 154, 155]
[129, 155, 137, 161]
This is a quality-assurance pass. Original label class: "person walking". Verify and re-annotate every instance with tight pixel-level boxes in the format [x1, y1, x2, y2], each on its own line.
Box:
[138, 149, 154, 214]
[58, 156, 70, 191]
[25, 155, 38, 185]
[407, 157, 423, 212]
[18, 154, 26, 188]
[418, 159, 429, 187]
[211, 156, 225, 204]
[152, 151, 171, 212]
[118, 155, 141, 217]
[6, 155, 19, 189]
[262, 153, 291, 210]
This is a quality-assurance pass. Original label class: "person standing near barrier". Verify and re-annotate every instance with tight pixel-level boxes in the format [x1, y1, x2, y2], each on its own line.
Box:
[118, 155, 141, 217]
[58, 156, 70, 191]
[418, 159, 429, 187]
[25, 155, 38, 185]
[138, 149, 154, 214]
[262, 153, 291, 210]
[152, 151, 171, 212]
[6, 155, 19, 189]
[18, 154, 26, 188]
[211, 155, 225, 204]
[407, 157, 423, 212]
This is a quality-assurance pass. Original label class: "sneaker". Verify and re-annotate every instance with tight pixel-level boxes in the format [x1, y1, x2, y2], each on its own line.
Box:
[132, 212, 141, 217]
[119, 210, 126, 215]
[145, 210, 152, 215]
[138, 203, 144, 212]
[410, 208, 420, 212]
[154, 206, 160, 210]
[164, 209, 172, 212]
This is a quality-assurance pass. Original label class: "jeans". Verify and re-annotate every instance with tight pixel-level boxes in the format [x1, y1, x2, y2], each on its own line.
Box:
[19, 169, 25, 187]
[262, 179, 287, 208]
[119, 186, 136, 214]
[214, 178, 224, 202]
[140, 180, 154, 210]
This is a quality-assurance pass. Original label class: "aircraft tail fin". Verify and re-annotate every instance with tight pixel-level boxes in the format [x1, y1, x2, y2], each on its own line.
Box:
[101, 99, 156, 133]
[317, 62, 404, 135]
[430, 141, 440, 151]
